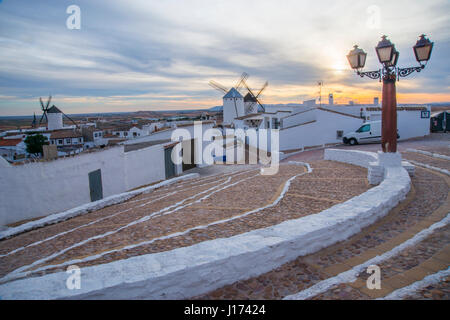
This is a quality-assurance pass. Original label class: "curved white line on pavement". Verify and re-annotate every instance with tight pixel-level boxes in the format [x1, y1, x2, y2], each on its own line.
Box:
[407, 160, 450, 176]
[406, 148, 450, 161]
[0, 169, 256, 258]
[127, 168, 252, 204]
[0, 163, 311, 285]
[380, 267, 450, 300]
[283, 212, 450, 300]
[0, 169, 260, 284]
[0, 173, 200, 240]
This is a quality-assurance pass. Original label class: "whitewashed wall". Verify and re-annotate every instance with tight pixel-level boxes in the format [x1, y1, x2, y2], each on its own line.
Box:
[281, 108, 316, 128]
[0, 144, 167, 226]
[279, 109, 363, 151]
[396, 110, 430, 140]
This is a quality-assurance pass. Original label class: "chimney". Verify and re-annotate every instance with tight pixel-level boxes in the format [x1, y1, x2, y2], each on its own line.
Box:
[328, 93, 334, 106]
[374, 97, 379, 106]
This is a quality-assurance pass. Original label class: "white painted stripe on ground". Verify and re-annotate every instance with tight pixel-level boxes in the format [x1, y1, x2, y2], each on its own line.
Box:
[0, 173, 200, 240]
[0, 169, 262, 284]
[379, 267, 450, 300]
[0, 175, 236, 283]
[0, 163, 311, 285]
[0, 169, 255, 258]
[407, 160, 450, 176]
[283, 212, 450, 300]
[406, 148, 450, 161]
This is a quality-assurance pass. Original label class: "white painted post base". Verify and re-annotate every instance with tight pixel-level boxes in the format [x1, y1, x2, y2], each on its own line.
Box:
[377, 151, 402, 167]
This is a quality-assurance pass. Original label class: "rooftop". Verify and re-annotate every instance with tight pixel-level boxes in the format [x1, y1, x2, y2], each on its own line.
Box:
[50, 130, 83, 139]
[47, 105, 62, 114]
[0, 138, 23, 147]
[223, 88, 243, 99]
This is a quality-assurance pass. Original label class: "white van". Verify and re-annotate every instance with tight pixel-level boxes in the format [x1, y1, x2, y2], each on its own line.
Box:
[343, 121, 400, 145]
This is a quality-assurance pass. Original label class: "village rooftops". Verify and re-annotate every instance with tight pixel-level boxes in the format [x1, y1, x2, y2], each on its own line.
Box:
[0, 138, 23, 147]
[50, 130, 83, 139]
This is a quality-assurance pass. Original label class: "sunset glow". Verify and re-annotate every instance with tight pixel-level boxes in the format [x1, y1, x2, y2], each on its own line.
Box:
[0, 0, 449, 116]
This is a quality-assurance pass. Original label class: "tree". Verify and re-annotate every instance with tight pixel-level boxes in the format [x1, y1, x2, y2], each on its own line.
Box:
[24, 134, 48, 157]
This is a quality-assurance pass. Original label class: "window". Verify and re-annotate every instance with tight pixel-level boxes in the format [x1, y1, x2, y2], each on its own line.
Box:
[79, 138, 82, 143]
[124, 132, 128, 136]
[272, 118, 280, 129]
[356, 124, 370, 133]
[336, 130, 343, 138]
[66, 138, 71, 144]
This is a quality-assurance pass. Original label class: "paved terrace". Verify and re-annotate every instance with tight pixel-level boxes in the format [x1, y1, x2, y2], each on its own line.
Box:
[0, 160, 370, 283]
[195, 134, 450, 300]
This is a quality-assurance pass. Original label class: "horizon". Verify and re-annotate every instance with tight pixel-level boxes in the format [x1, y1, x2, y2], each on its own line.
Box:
[0, 0, 449, 116]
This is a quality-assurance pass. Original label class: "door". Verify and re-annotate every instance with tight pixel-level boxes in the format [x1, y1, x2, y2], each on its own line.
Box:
[165, 147, 176, 179]
[182, 139, 196, 171]
[88, 169, 103, 202]
[356, 124, 371, 143]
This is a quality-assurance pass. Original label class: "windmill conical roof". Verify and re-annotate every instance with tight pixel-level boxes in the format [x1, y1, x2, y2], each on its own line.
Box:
[223, 88, 243, 99]
[47, 105, 62, 113]
[244, 93, 257, 102]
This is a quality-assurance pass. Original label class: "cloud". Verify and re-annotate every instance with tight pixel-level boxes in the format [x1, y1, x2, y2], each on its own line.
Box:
[0, 0, 449, 115]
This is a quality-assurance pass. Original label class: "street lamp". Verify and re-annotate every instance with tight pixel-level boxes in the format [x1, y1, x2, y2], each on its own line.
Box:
[347, 34, 433, 154]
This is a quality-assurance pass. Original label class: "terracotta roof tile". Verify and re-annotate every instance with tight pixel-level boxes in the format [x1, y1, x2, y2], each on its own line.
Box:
[0, 138, 23, 146]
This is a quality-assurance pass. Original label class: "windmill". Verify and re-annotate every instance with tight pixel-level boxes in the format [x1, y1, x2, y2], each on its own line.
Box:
[38, 95, 52, 126]
[31, 113, 37, 128]
[209, 73, 249, 119]
[242, 80, 268, 114]
[38, 95, 78, 129]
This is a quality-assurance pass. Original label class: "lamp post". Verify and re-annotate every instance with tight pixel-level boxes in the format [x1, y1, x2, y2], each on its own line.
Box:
[347, 34, 433, 153]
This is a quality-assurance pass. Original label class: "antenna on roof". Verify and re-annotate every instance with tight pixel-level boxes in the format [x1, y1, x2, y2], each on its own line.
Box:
[318, 81, 323, 107]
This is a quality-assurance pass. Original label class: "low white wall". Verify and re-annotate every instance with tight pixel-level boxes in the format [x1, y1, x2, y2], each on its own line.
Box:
[324, 149, 378, 168]
[324, 148, 415, 185]
[0, 144, 168, 226]
[0, 154, 411, 300]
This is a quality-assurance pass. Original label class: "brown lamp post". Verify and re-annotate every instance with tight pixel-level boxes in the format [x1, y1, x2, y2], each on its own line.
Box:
[347, 35, 433, 153]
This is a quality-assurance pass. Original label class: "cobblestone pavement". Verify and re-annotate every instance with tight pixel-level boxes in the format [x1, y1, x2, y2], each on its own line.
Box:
[403, 276, 450, 300]
[401, 151, 450, 171]
[195, 134, 450, 300]
[0, 161, 370, 282]
[193, 166, 449, 300]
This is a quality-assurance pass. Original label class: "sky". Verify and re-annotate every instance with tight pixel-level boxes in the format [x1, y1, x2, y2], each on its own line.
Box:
[0, 0, 449, 116]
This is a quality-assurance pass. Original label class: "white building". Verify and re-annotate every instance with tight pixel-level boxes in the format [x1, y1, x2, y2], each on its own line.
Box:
[224, 94, 431, 152]
[0, 138, 27, 162]
[46, 106, 64, 131]
[223, 88, 245, 124]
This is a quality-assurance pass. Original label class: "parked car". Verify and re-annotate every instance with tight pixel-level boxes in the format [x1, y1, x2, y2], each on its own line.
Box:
[343, 121, 399, 145]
